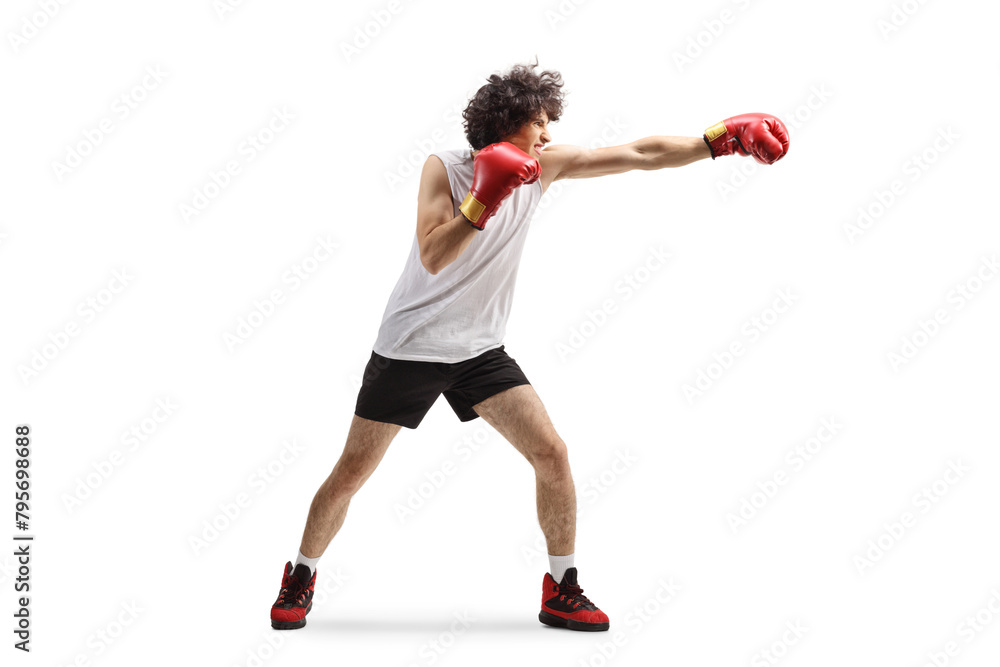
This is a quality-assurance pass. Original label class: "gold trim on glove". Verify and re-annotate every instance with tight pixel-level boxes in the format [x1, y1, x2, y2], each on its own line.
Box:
[704, 121, 728, 142]
[459, 192, 485, 224]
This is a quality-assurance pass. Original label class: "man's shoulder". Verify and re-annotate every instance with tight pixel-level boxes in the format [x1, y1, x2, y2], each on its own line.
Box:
[539, 144, 584, 170]
[430, 148, 472, 166]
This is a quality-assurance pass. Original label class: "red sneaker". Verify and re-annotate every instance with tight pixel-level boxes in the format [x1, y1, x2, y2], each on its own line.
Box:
[270, 562, 316, 629]
[539, 567, 609, 631]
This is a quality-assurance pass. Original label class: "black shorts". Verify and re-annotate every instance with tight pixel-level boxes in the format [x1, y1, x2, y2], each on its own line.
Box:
[354, 345, 530, 429]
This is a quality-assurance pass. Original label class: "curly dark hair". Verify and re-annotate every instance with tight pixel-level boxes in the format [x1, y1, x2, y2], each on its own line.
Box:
[462, 58, 566, 151]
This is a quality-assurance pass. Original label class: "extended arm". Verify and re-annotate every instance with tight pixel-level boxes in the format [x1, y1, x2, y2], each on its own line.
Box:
[540, 114, 788, 182]
[542, 136, 710, 181]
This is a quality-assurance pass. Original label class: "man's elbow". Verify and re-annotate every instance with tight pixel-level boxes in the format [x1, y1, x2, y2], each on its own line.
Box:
[419, 248, 441, 275]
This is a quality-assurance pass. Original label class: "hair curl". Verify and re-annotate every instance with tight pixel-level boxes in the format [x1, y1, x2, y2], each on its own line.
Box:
[462, 58, 566, 151]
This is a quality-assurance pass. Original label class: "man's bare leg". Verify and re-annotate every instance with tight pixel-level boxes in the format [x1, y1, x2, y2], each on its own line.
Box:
[298, 414, 402, 558]
[472, 384, 575, 556]
[472, 383, 608, 631]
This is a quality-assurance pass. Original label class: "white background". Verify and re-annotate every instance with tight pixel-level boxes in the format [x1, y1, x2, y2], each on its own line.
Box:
[2, 0, 999, 665]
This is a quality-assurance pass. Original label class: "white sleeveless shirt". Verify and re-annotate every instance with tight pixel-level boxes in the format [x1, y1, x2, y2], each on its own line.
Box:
[372, 147, 543, 362]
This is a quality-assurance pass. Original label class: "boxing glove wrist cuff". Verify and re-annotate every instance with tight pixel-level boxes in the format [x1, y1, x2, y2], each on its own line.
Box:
[459, 192, 487, 229]
[704, 121, 728, 159]
[703, 134, 717, 159]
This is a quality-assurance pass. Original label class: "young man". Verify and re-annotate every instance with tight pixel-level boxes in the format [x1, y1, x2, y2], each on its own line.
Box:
[270, 61, 788, 632]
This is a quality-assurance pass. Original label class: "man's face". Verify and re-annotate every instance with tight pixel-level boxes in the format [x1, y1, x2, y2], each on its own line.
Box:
[502, 109, 552, 159]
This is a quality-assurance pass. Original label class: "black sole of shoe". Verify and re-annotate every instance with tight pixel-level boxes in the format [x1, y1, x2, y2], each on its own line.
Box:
[539, 610, 609, 632]
[271, 602, 312, 630]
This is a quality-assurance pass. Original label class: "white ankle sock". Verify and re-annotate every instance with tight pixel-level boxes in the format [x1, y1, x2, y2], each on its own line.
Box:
[295, 550, 321, 578]
[548, 553, 575, 583]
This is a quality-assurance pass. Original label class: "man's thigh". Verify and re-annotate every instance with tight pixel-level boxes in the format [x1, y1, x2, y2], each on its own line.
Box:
[443, 345, 530, 423]
[471, 384, 562, 461]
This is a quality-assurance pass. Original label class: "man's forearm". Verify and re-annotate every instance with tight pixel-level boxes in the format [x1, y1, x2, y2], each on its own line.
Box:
[634, 136, 712, 170]
[420, 214, 479, 275]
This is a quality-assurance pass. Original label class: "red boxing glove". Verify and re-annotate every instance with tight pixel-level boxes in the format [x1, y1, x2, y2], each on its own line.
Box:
[459, 142, 541, 230]
[703, 113, 789, 165]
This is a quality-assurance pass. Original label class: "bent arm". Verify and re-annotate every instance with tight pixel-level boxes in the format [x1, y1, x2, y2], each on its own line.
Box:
[416, 155, 478, 275]
[542, 136, 711, 181]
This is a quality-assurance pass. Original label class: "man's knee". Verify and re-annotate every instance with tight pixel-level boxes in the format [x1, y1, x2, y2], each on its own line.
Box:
[531, 437, 570, 476]
[328, 453, 376, 497]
